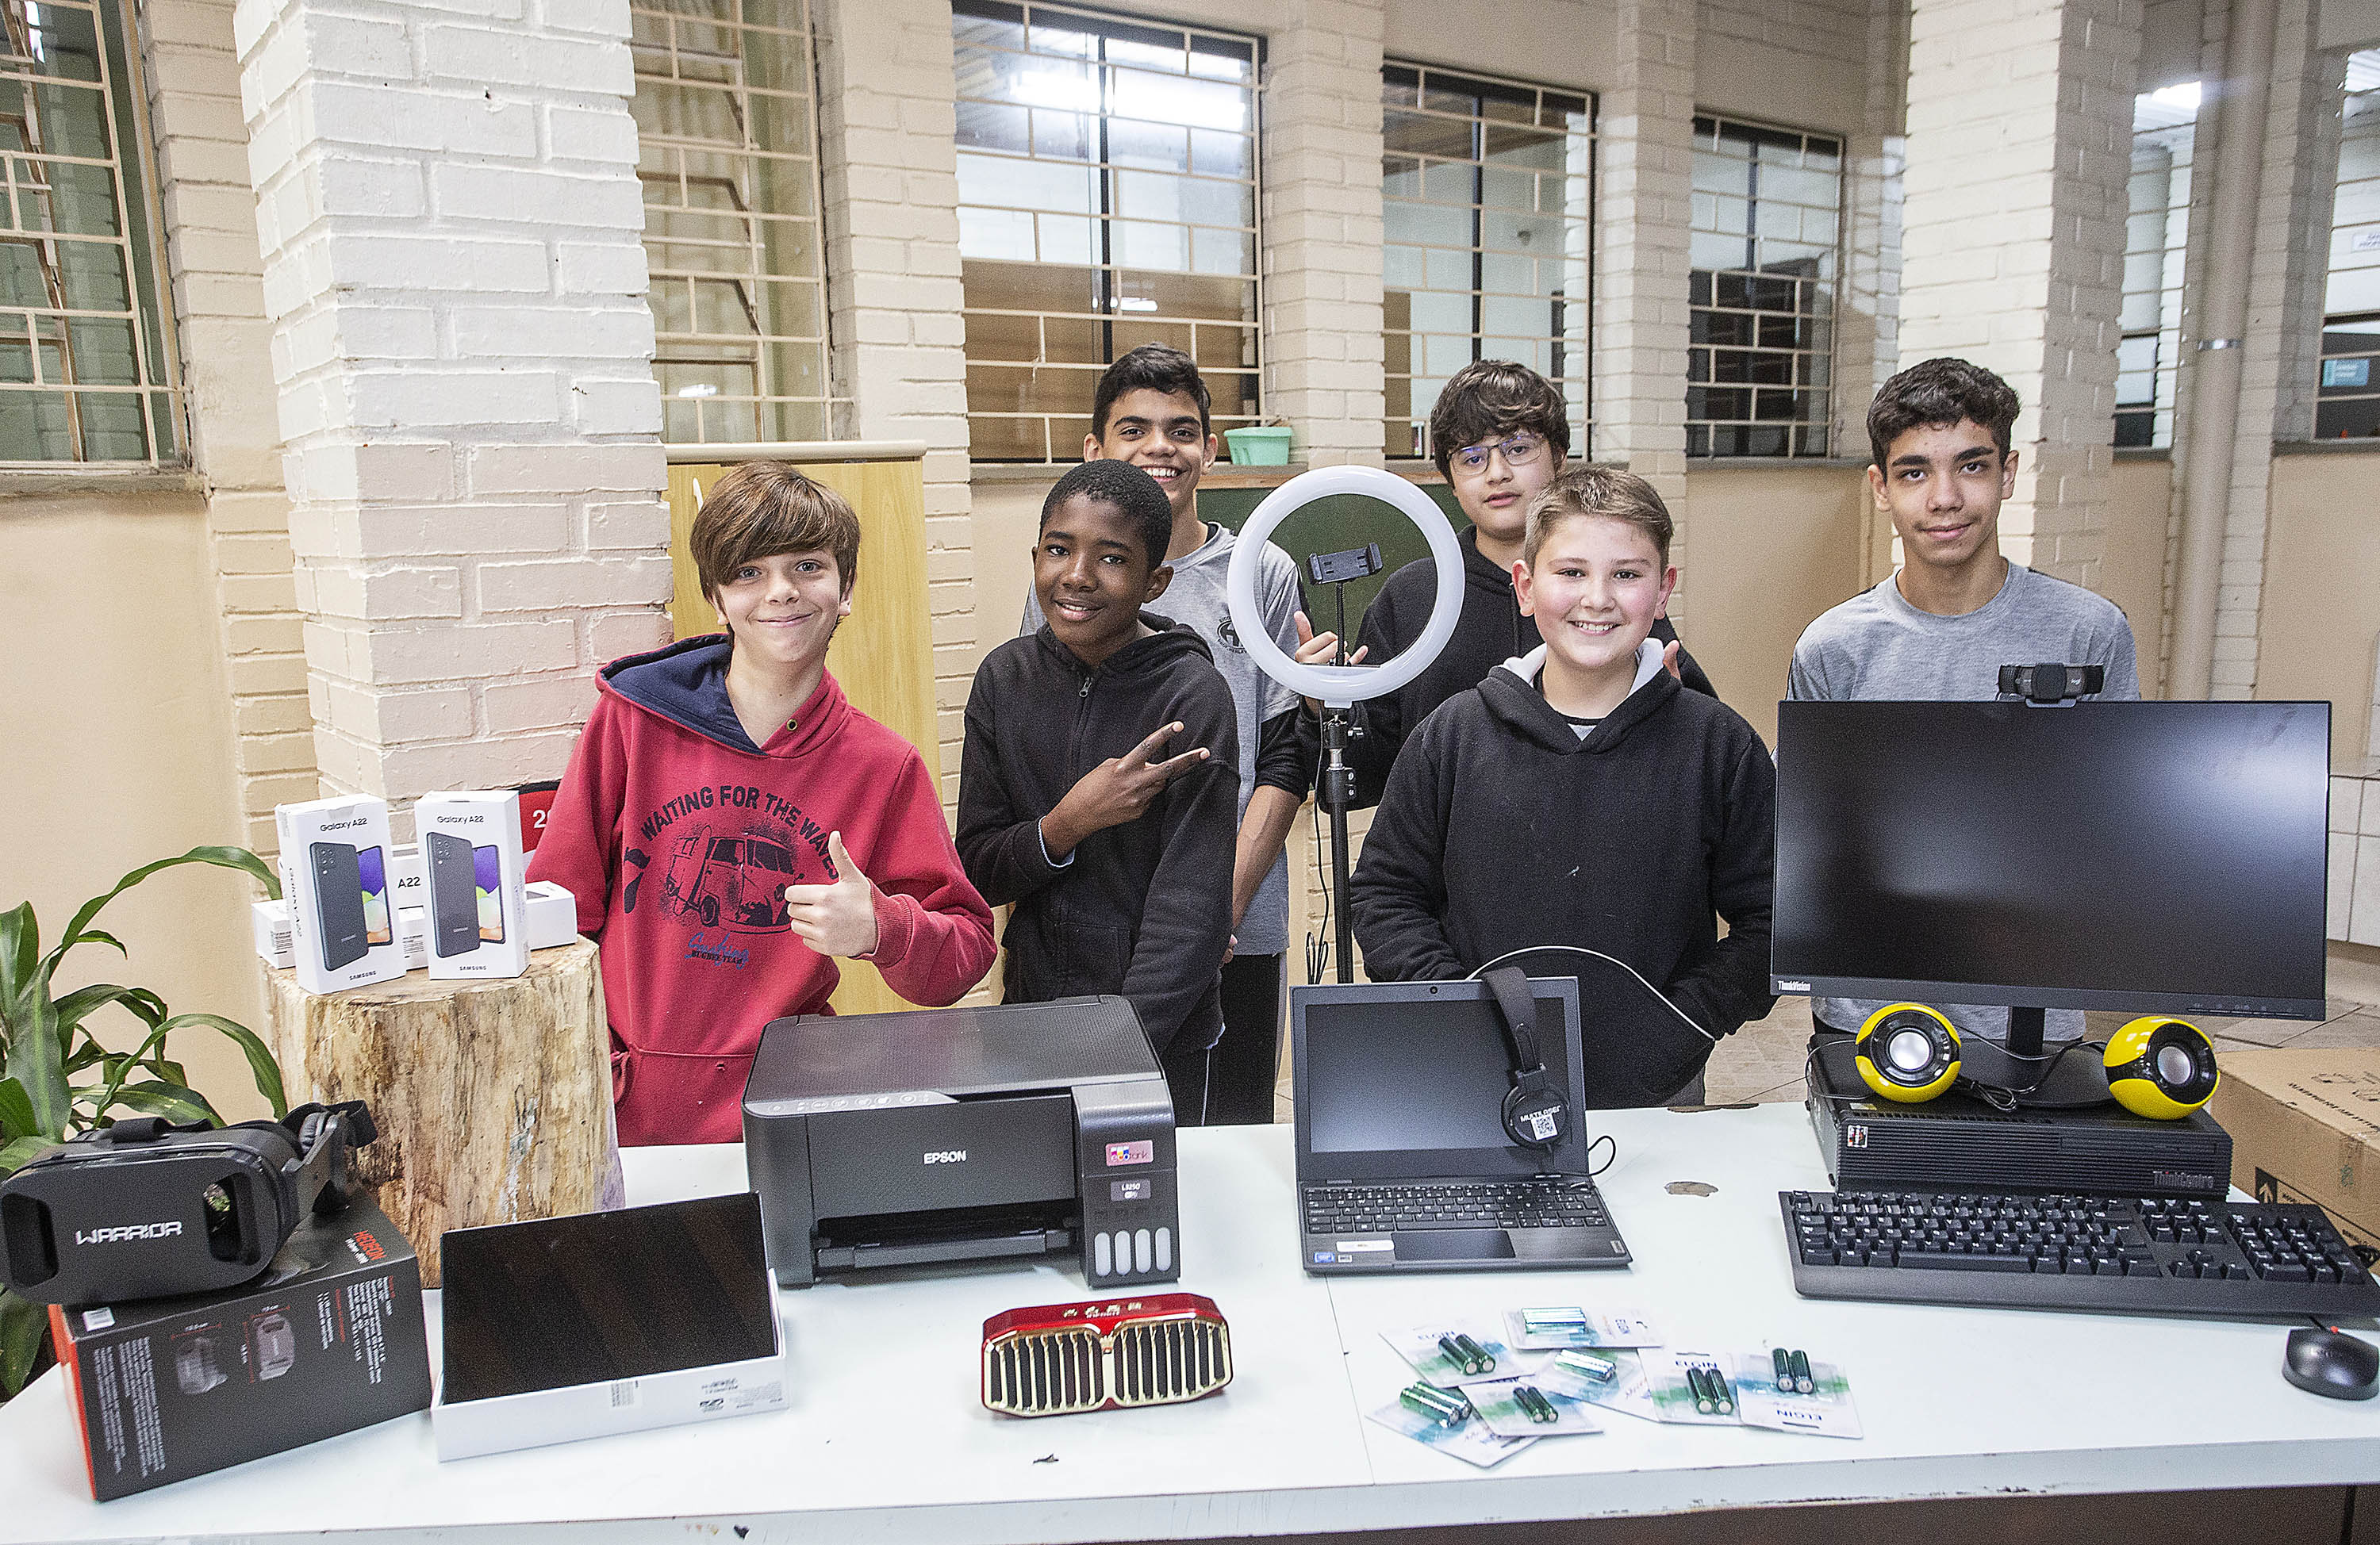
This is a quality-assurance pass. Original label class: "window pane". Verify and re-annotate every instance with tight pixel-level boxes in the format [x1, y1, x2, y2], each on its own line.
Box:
[955, 2, 1261, 459]
[634, 0, 835, 443]
[1380, 62, 1595, 460]
[2320, 54, 2380, 441]
[2114, 82, 2198, 448]
[1687, 112, 1841, 460]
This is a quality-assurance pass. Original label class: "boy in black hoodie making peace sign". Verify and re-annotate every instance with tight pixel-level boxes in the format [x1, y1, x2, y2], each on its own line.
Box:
[1349, 466, 1776, 1108]
[959, 460, 1241, 1121]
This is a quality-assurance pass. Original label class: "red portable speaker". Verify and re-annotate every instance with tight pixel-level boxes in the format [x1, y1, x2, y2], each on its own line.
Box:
[981, 1293, 1232, 1417]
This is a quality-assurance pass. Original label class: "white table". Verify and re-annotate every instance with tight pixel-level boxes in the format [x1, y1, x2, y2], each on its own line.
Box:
[6, 1104, 2378, 1545]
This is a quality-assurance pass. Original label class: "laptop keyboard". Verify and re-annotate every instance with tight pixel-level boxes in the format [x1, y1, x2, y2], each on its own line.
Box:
[1302, 1179, 1609, 1234]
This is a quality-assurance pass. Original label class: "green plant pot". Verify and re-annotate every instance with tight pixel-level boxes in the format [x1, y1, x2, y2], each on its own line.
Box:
[1222, 427, 1295, 466]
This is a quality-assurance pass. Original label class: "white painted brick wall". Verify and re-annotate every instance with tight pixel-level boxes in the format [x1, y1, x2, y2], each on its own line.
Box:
[1837, 0, 1909, 462]
[1261, 0, 1388, 469]
[2203, 5, 2335, 699]
[141, 0, 317, 853]
[1594, 0, 1698, 623]
[1901, 0, 2140, 592]
[1698, 0, 1866, 65]
[233, 0, 670, 805]
[814, 0, 977, 807]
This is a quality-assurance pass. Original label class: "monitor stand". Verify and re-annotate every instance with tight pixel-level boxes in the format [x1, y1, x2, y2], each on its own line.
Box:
[1957, 1007, 2113, 1109]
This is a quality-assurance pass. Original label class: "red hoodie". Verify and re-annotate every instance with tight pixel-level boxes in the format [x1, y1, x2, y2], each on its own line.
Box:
[528, 636, 996, 1144]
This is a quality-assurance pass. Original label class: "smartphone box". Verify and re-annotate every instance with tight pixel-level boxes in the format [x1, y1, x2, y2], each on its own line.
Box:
[433, 1194, 786, 1461]
[417, 791, 530, 980]
[255, 884, 577, 970]
[387, 844, 426, 911]
[275, 797, 409, 995]
[48, 1194, 432, 1501]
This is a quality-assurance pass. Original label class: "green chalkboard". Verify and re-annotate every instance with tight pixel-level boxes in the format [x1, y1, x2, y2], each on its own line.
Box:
[1196, 481, 1471, 643]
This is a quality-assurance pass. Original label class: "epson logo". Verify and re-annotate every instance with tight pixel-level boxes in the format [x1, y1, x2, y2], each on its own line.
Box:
[1778, 980, 1813, 994]
[923, 1149, 968, 1164]
[76, 1221, 182, 1244]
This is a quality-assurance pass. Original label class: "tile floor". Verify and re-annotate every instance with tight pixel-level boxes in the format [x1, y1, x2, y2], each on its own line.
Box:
[1270, 945, 2380, 1120]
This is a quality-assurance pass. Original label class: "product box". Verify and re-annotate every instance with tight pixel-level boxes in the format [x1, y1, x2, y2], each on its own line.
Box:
[2210, 1047, 2380, 1251]
[275, 797, 409, 994]
[433, 1194, 786, 1461]
[416, 791, 531, 980]
[254, 884, 577, 970]
[47, 1195, 432, 1501]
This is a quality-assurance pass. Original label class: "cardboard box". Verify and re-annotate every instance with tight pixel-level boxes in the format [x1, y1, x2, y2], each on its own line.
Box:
[2209, 1047, 2380, 1252]
[253, 884, 576, 970]
[48, 1195, 432, 1501]
[417, 791, 531, 980]
[275, 797, 409, 994]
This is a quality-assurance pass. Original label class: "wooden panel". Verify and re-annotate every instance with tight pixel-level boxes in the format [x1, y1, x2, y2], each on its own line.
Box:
[666, 456, 939, 1018]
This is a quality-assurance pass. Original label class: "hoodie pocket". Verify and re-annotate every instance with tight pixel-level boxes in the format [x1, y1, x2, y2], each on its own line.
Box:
[1004, 904, 1133, 1002]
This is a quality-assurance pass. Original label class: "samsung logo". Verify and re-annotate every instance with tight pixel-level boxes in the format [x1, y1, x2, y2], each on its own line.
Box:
[1778, 980, 1812, 994]
[77, 1221, 182, 1244]
[924, 1150, 967, 1164]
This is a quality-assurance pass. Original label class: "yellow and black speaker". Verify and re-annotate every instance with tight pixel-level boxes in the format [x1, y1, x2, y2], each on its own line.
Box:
[1853, 1004, 1962, 1103]
[2103, 1018, 2220, 1119]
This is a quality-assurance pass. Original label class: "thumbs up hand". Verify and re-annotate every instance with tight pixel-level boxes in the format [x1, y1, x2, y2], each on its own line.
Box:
[785, 830, 881, 958]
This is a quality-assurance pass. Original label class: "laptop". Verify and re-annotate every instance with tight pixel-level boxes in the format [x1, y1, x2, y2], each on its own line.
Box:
[1292, 979, 1633, 1275]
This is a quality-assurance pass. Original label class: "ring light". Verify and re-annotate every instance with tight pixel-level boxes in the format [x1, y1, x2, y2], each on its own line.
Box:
[1224, 466, 1465, 707]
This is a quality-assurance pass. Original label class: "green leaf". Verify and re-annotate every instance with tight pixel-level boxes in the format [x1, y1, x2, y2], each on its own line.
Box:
[0, 1135, 56, 1175]
[52, 983, 144, 1037]
[2, 987, 65, 1137]
[67, 930, 125, 961]
[45, 847, 278, 980]
[0, 1288, 48, 1401]
[0, 1078, 33, 1143]
[108, 1082, 219, 1126]
[0, 903, 35, 1003]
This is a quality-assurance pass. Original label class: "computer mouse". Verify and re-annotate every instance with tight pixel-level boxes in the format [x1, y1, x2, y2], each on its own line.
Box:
[2282, 1326, 2380, 1401]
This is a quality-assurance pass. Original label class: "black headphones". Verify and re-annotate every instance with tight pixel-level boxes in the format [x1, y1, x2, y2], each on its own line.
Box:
[1482, 967, 1568, 1151]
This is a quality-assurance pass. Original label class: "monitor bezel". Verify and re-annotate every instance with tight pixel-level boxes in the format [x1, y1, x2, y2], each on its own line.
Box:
[1290, 978, 1587, 1183]
[1769, 699, 2332, 1026]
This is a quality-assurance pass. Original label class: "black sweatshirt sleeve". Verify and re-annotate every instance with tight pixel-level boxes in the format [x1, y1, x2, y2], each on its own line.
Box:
[1122, 680, 1240, 1052]
[1346, 712, 1465, 981]
[1661, 729, 1779, 1037]
[1254, 708, 1311, 798]
[955, 665, 1069, 908]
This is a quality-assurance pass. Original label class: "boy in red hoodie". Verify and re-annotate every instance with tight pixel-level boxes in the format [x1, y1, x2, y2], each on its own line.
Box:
[531, 463, 996, 1144]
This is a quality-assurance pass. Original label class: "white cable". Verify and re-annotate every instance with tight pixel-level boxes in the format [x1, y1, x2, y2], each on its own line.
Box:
[1467, 945, 1720, 1045]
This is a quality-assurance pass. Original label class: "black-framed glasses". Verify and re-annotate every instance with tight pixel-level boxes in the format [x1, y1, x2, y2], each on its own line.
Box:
[1449, 433, 1549, 475]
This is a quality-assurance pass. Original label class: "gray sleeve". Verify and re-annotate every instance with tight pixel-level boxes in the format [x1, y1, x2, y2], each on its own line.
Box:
[1019, 585, 1042, 638]
[1786, 636, 1831, 701]
[1257, 547, 1304, 723]
[2097, 610, 2141, 700]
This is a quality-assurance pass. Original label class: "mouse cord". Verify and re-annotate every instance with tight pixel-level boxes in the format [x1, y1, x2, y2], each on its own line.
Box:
[1467, 944, 1718, 1045]
[1587, 1133, 1617, 1179]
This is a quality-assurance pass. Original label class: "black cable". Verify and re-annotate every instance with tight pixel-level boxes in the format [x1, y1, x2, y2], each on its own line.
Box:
[1304, 795, 1332, 985]
[1587, 1133, 1616, 1179]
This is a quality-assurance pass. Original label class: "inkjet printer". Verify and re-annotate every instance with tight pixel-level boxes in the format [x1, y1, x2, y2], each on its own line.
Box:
[741, 995, 1179, 1289]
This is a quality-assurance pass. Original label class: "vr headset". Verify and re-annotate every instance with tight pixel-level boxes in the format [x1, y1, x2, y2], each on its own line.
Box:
[0, 1101, 375, 1306]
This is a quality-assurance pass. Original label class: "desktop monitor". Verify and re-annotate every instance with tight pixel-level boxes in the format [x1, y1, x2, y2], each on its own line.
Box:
[1772, 699, 2330, 1044]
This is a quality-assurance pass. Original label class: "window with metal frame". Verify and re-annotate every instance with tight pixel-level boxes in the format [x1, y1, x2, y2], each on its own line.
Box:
[2318, 49, 2380, 442]
[1380, 63, 1592, 463]
[2, 0, 179, 468]
[1687, 113, 1840, 459]
[2117, 82, 2197, 450]
[952, 0, 1260, 463]
[631, 0, 835, 444]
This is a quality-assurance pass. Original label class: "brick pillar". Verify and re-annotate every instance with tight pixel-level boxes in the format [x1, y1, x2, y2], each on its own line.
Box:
[1900, 0, 2141, 590]
[2202, 5, 2335, 698]
[812, 0, 976, 803]
[140, 1, 316, 853]
[233, 0, 670, 802]
[1261, 0, 1386, 468]
[1592, 0, 1696, 619]
[1837, 0, 1910, 455]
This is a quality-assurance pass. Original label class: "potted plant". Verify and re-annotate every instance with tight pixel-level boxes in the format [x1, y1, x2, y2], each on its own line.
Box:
[0, 846, 288, 1401]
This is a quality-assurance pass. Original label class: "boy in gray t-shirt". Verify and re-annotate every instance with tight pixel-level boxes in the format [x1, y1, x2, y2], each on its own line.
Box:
[1787, 358, 2140, 1045]
[1021, 345, 1314, 1124]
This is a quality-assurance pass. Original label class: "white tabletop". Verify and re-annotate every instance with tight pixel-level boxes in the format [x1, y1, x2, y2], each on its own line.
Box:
[6, 1103, 2378, 1545]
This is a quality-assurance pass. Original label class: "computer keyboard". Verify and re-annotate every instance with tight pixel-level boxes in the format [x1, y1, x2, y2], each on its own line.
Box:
[1782, 1188, 2380, 1317]
[1303, 1179, 1609, 1234]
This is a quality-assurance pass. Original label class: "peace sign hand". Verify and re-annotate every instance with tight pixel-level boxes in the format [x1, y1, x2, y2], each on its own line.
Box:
[1039, 721, 1211, 861]
[783, 830, 881, 958]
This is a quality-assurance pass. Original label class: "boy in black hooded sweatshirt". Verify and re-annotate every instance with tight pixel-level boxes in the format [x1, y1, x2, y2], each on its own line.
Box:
[1349, 466, 1775, 1107]
[959, 459, 1240, 1121]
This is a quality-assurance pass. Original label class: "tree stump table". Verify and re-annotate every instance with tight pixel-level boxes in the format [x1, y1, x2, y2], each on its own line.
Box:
[259, 941, 612, 1286]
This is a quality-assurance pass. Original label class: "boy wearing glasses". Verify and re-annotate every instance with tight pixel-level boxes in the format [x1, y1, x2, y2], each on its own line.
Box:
[1297, 360, 1716, 807]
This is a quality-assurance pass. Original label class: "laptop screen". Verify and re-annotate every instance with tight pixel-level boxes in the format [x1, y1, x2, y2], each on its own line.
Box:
[1293, 980, 1587, 1182]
